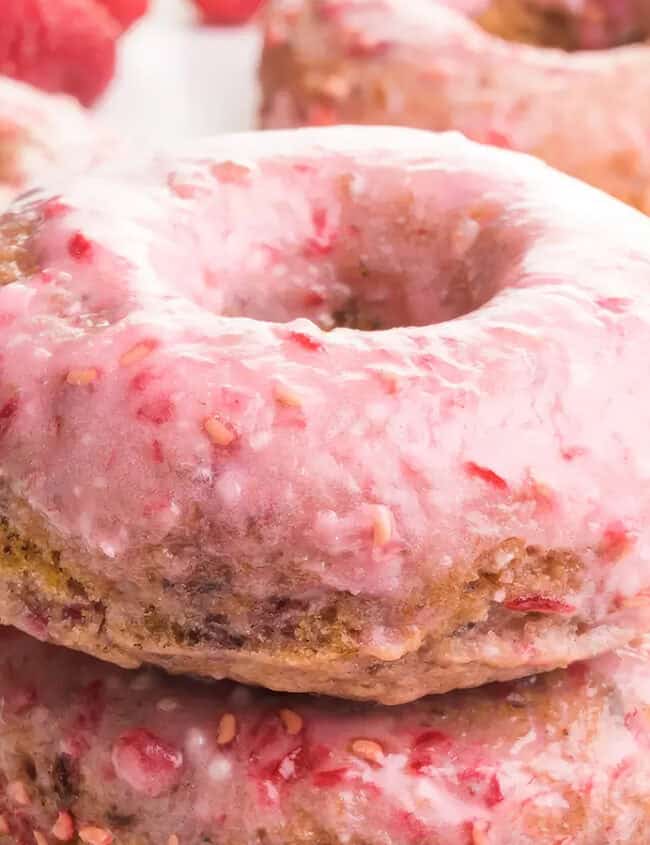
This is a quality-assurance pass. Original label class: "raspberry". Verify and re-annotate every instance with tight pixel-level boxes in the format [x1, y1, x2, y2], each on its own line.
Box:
[190, 0, 265, 25]
[0, 0, 118, 106]
[112, 729, 183, 797]
[95, 0, 149, 30]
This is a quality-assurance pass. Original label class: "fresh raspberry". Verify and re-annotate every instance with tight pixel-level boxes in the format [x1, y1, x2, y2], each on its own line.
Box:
[191, 0, 265, 25]
[0, 0, 119, 106]
[95, 0, 149, 30]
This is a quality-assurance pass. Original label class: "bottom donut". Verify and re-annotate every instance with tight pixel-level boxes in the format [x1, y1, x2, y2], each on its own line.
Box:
[0, 625, 649, 845]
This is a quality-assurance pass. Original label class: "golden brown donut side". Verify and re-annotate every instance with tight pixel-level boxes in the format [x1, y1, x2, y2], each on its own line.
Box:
[2, 485, 643, 704]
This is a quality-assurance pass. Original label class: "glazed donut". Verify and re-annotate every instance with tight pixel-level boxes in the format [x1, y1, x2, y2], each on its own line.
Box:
[259, 0, 650, 212]
[2, 624, 650, 845]
[0, 77, 100, 211]
[2, 127, 650, 704]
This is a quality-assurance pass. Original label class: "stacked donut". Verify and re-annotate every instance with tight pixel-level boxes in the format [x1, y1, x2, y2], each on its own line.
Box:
[260, 0, 650, 211]
[4, 20, 650, 845]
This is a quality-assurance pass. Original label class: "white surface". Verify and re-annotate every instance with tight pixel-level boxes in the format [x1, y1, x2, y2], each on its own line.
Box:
[95, 0, 261, 139]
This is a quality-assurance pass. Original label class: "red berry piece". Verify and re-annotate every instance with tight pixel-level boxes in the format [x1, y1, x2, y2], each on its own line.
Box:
[151, 439, 164, 463]
[312, 767, 350, 788]
[306, 104, 339, 127]
[599, 521, 634, 562]
[68, 232, 93, 260]
[596, 296, 630, 313]
[269, 746, 309, 784]
[42, 199, 69, 220]
[485, 129, 513, 149]
[408, 730, 455, 775]
[95, 0, 149, 30]
[464, 461, 508, 491]
[504, 595, 576, 615]
[394, 810, 430, 844]
[458, 768, 504, 808]
[137, 397, 175, 425]
[191, 0, 265, 25]
[0, 395, 19, 439]
[0, 0, 118, 106]
[287, 330, 324, 352]
[304, 208, 337, 256]
[112, 729, 183, 797]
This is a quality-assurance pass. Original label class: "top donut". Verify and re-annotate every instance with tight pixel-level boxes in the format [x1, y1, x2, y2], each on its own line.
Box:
[260, 0, 650, 211]
[2, 127, 650, 703]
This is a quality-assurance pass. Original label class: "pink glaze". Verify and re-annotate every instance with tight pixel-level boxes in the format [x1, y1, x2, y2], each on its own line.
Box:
[2, 624, 650, 844]
[0, 77, 101, 210]
[3, 127, 650, 698]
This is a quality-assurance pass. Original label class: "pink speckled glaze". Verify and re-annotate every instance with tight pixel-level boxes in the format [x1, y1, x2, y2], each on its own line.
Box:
[3, 127, 650, 700]
[0, 77, 100, 210]
[2, 624, 650, 845]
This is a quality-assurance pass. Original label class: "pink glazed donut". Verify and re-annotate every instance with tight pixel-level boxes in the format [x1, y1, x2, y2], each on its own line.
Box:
[2, 127, 650, 704]
[0, 77, 100, 212]
[260, 0, 650, 212]
[2, 624, 650, 845]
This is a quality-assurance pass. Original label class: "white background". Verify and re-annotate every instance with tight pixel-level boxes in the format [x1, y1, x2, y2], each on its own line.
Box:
[95, 0, 261, 138]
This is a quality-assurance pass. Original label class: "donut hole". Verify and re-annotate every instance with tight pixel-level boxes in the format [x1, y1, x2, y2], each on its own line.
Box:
[474, 0, 650, 49]
[316, 213, 504, 331]
[182, 167, 517, 332]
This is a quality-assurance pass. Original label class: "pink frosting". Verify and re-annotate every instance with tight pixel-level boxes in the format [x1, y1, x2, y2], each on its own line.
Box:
[2, 126, 650, 663]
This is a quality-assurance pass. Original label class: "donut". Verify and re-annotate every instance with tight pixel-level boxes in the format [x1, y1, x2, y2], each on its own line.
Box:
[259, 0, 650, 212]
[2, 623, 650, 845]
[2, 126, 650, 704]
[0, 77, 101, 211]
